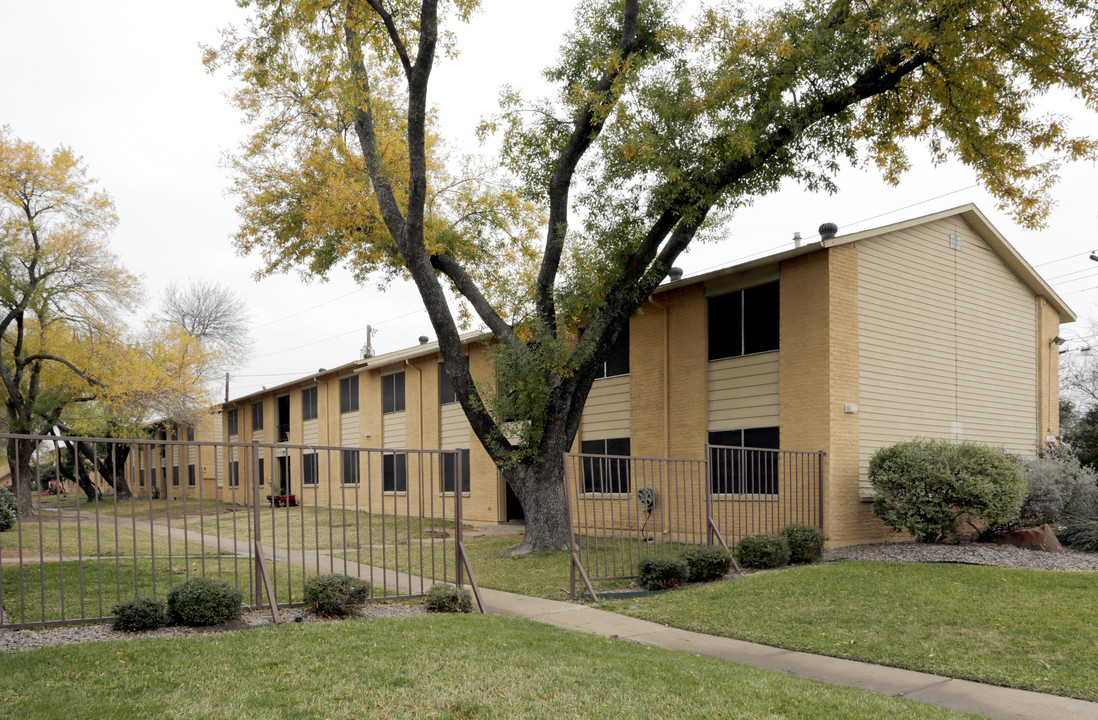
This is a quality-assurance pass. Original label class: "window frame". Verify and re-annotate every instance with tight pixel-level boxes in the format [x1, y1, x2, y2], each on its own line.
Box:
[708, 280, 780, 361]
[438, 363, 457, 405]
[339, 376, 359, 414]
[383, 452, 408, 493]
[228, 461, 240, 488]
[592, 325, 630, 380]
[302, 452, 319, 487]
[441, 448, 471, 495]
[227, 409, 239, 436]
[252, 401, 264, 431]
[382, 372, 406, 414]
[707, 426, 780, 497]
[302, 386, 318, 421]
[580, 437, 631, 495]
[187, 464, 196, 487]
[341, 449, 360, 486]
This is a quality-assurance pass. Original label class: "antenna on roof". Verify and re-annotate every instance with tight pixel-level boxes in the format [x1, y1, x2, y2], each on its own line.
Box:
[361, 325, 377, 359]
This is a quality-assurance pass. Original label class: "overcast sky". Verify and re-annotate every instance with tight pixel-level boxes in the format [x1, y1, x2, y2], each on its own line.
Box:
[4, 0, 1097, 401]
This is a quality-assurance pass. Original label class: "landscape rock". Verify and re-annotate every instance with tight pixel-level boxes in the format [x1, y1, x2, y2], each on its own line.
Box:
[994, 524, 1064, 553]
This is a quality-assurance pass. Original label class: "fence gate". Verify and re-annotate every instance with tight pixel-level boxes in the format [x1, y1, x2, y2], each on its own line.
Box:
[562, 444, 824, 600]
[0, 433, 481, 629]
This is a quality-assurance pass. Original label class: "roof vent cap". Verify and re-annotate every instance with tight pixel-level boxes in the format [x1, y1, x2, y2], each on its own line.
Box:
[793, 231, 802, 248]
[668, 267, 683, 282]
[418, 335, 429, 345]
[819, 222, 838, 241]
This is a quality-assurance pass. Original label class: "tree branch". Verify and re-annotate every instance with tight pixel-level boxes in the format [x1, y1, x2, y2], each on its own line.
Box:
[429, 252, 517, 344]
[363, 0, 413, 79]
[535, 0, 641, 334]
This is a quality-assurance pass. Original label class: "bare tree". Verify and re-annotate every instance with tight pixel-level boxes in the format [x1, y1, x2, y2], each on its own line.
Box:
[157, 279, 253, 362]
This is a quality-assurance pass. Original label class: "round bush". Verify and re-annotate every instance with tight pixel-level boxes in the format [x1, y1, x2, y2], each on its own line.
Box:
[303, 574, 372, 617]
[636, 556, 688, 590]
[734, 535, 790, 569]
[681, 547, 732, 582]
[781, 524, 825, 564]
[0, 487, 16, 532]
[111, 597, 169, 632]
[424, 585, 472, 613]
[167, 577, 242, 626]
[1014, 447, 1098, 528]
[870, 440, 1024, 543]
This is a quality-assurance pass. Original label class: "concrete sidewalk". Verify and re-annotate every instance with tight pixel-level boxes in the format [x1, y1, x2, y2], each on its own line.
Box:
[479, 587, 1098, 720]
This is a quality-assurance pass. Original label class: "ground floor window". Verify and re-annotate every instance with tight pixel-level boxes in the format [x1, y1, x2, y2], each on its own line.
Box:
[383, 452, 407, 493]
[580, 437, 631, 494]
[303, 453, 319, 487]
[342, 450, 360, 486]
[229, 461, 240, 488]
[441, 449, 470, 494]
[258, 458, 265, 487]
[708, 426, 780, 495]
[172, 467, 180, 487]
[188, 464, 196, 487]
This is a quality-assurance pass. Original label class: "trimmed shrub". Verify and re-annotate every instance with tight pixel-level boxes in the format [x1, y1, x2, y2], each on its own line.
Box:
[0, 487, 16, 532]
[424, 585, 472, 613]
[870, 440, 1024, 543]
[636, 557, 688, 590]
[303, 574, 372, 617]
[734, 535, 790, 569]
[681, 547, 732, 582]
[167, 577, 242, 626]
[781, 524, 825, 564]
[1010, 447, 1098, 529]
[111, 597, 169, 632]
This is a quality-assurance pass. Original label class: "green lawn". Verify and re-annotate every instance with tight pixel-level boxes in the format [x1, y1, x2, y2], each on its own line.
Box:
[1, 517, 228, 559]
[0, 614, 980, 720]
[2, 557, 309, 624]
[600, 561, 1098, 701]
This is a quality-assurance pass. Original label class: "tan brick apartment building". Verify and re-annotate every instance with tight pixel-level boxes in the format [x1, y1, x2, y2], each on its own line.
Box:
[214, 205, 1072, 545]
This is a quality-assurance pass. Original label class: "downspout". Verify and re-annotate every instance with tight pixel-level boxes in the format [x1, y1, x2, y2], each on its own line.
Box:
[648, 298, 671, 457]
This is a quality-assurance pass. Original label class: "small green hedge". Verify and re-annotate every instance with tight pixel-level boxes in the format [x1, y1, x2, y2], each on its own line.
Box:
[681, 547, 732, 582]
[0, 487, 16, 532]
[303, 574, 372, 617]
[735, 535, 790, 569]
[636, 557, 688, 590]
[111, 597, 168, 632]
[167, 577, 242, 626]
[781, 525, 825, 564]
[425, 585, 472, 613]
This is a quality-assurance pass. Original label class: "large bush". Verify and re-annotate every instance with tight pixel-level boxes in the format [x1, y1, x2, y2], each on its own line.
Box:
[424, 585, 472, 613]
[636, 557, 688, 590]
[734, 535, 790, 569]
[681, 547, 732, 582]
[870, 440, 1024, 542]
[303, 574, 371, 617]
[111, 597, 169, 632]
[166, 577, 242, 626]
[1013, 447, 1098, 528]
[0, 487, 16, 532]
[1059, 494, 1098, 552]
[781, 524, 825, 564]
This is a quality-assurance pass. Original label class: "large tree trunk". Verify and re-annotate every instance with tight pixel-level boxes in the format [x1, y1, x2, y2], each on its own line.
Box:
[6, 436, 37, 518]
[505, 451, 572, 554]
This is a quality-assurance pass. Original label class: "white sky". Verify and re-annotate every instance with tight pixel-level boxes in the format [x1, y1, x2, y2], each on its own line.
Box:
[4, 0, 1097, 401]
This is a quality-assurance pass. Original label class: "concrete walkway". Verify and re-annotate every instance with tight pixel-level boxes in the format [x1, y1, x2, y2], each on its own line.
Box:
[477, 587, 1098, 720]
[74, 512, 1098, 720]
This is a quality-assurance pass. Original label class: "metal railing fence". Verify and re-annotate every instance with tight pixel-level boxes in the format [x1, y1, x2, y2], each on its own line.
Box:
[563, 444, 824, 599]
[0, 433, 480, 629]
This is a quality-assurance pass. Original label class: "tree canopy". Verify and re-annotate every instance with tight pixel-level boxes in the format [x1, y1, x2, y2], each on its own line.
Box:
[209, 0, 1098, 551]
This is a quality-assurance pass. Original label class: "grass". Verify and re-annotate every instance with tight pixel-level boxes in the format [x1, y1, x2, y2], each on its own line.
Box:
[1, 517, 228, 559]
[33, 495, 233, 521]
[179, 505, 452, 552]
[2, 557, 310, 624]
[0, 614, 981, 719]
[600, 561, 1098, 701]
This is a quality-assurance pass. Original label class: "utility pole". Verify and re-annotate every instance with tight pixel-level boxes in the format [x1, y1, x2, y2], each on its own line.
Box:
[225, 372, 230, 403]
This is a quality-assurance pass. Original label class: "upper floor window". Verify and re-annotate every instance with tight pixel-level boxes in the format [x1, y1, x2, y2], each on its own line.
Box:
[186, 425, 195, 442]
[708, 281, 779, 361]
[439, 363, 457, 405]
[302, 386, 318, 421]
[251, 401, 264, 430]
[339, 376, 358, 413]
[593, 325, 629, 379]
[227, 409, 239, 436]
[382, 372, 406, 414]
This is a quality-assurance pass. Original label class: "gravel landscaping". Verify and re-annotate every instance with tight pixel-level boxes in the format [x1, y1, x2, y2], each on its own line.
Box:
[823, 540, 1098, 572]
[0, 602, 425, 654]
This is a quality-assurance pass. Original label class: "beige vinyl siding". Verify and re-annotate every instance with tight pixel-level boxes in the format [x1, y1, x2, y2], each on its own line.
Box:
[707, 351, 779, 432]
[440, 403, 469, 449]
[251, 427, 263, 443]
[383, 413, 407, 449]
[858, 215, 1038, 494]
[303, 418, 319, 445]
[341, 412, 359, 447]
[581, 375, 630, 441]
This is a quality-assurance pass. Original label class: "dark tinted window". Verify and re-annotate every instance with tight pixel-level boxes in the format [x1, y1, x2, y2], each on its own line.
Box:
[172, 467, 179, 486]
[303, 453, 319, 486]
[227, 409, 238, 436]
[708, 427, 780, 495]
[340, 376, 359, 413]
[707, 292, 743, 360]
[439, 364, 457, 405]
[594, 325, 630, 379]
[252, 402, 264, 430]
[383, 452, 407, 492]
[302, 386, 318, 420]
[258, 458, 265, 486]
[441, 448, 471, 493]
[229, 461, 240, 487]
[708, 281, 779, 360]
[342, 450, 360, 485]
[580, 438, 631, 493]
[188, 464, 196, 486]
[382, 372, 406, 414]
